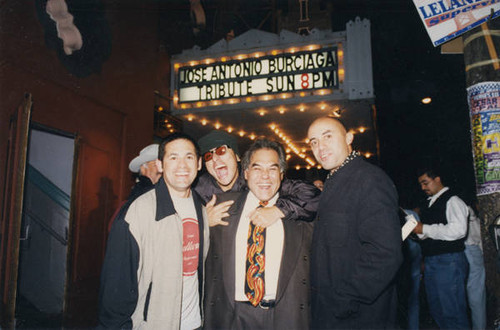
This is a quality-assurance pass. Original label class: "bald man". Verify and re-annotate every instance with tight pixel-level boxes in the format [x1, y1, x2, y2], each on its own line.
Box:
[307, 117, 402, 329]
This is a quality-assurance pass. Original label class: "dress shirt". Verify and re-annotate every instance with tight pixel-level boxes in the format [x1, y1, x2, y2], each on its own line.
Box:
[235, 192, 284, 301]
[465, 206, 483, 249]
[419, 187, 468, 241]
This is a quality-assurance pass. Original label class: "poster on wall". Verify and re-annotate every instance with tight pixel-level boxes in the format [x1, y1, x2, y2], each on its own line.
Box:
[412, 0, 500, 46]
[467, 81, 500, 196]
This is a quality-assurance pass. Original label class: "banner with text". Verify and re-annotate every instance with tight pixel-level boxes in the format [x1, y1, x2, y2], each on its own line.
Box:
[412, 0, 500, 46]
[467, 81, 500, 196]
[176, 47, 339, 103]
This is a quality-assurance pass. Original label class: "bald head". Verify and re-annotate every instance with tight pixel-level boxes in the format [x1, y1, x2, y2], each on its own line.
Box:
[307, 117, 353, 171]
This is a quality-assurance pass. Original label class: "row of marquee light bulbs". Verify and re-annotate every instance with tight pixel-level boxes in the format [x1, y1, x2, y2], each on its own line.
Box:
[171, 44, 345, 110]
[177, 111, 373, 171]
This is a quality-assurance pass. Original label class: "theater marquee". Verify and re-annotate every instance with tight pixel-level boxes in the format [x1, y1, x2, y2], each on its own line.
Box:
[174, 46, 341, 104]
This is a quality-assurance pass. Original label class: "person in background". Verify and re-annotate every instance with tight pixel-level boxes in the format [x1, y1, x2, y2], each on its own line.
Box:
[312, 179, 324, 191]
[194, 130, 320, 228]
[204, 138, 313, 329]
[98, 133, 209, 329]
[412, 167, 469, 329]
[401, 205, 422, 330]
[107, 143, 161, 231]
[464, 200, 487, 330]
[307, 117, 402, 329]
[127, 143, 162, 200]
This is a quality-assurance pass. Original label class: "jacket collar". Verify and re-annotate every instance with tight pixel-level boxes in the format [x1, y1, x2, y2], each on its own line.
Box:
[154, 177, 177, 221]
[428, 186, 449, 207]
[154, 177, 204, 223]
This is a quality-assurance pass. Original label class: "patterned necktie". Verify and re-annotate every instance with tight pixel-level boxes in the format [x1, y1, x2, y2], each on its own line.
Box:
[245, 200, 268, 306]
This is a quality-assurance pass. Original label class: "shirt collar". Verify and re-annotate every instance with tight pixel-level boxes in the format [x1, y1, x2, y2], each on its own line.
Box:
[326, 150, 360, 180]
[247, 190, 279, 208]
[428, 186, 449, 207]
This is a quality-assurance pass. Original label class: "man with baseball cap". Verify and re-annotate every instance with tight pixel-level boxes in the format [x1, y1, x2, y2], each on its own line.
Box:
[194, 130, 320, 228]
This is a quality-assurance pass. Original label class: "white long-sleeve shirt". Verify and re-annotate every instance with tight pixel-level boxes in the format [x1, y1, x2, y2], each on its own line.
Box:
[465, 206, 483, 250]
[418, 187, 468, 241]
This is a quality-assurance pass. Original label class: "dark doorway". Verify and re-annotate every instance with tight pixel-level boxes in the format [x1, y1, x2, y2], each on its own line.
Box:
[15, 125, 75, 328]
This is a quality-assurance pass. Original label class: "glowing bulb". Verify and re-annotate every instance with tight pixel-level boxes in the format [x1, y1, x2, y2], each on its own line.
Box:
[215, 123, 221, 129]
[227, 126, 233, 133]
[239, 130, 245, 137]
[422, 97, 432, 104]
[295, 165, 300, 170]
[201, 119, 207, 126]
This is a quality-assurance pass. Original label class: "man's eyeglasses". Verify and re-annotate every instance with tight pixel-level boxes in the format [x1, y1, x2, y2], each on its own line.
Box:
[203, 145, 230, 162]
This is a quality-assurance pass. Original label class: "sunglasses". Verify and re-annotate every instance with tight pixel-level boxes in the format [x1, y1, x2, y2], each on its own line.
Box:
[203, 145, 230, 162]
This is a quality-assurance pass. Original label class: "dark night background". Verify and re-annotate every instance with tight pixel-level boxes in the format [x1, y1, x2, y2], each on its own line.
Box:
[331, 1, 476, 206]
[160, 0, 477, 207]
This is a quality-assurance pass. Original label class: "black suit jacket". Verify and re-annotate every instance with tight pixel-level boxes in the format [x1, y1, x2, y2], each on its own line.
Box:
[310, 157, 403, 329]
[204, 191, 313, 329]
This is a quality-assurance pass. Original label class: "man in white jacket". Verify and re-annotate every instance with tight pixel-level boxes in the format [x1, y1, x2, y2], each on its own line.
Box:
[98, 132, 209, 329]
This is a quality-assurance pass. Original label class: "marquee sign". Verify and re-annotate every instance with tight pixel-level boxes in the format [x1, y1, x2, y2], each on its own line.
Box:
[175, 47, 340, 103]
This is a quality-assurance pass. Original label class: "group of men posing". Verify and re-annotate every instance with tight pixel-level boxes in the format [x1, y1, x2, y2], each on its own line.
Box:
[97, 116, 472, 329]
